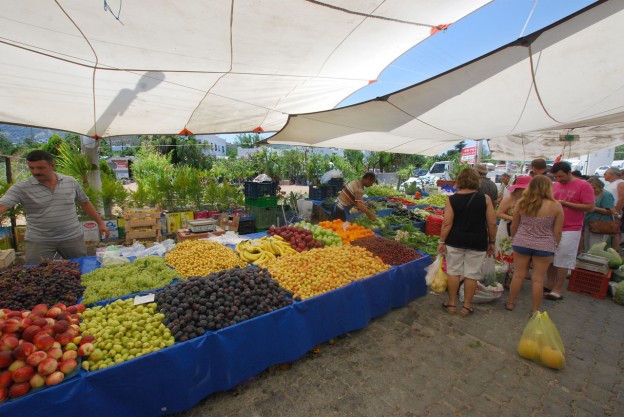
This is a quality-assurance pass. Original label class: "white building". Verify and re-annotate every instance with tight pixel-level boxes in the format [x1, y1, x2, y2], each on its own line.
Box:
[196, 135, 227, 157]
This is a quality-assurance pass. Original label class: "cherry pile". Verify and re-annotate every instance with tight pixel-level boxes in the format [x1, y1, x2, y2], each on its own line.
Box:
[0, 262, 83, 310]
[351, 236, 422, 265]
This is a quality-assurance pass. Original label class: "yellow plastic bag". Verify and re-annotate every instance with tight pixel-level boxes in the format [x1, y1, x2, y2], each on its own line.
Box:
[517, 311, 565, 369]
[426, 255, 448, 293]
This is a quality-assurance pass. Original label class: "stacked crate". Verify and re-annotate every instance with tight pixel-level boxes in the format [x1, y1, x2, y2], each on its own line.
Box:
[309, 178, 344, 201]
[124, 205, 162, 244]
[243, 182, 278, 231]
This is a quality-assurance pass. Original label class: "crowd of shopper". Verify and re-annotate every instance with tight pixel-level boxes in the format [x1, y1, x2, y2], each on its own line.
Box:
[438, 158, 623, 316]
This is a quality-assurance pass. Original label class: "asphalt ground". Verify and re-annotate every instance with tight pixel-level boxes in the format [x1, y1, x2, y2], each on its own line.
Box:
[170, 277, 624, 417]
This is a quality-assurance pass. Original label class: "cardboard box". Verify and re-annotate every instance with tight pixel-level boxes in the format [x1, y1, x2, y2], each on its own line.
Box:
[15, 226, 26, 252]
[0, 227, 12, 250]
[117, 217, 126, 239]
[103, 217, 119, 240]
[166, 213, 181, 235]
[217, 213, 240, 232]
[82, 220, 101, 245]
[180, 211, 195, 229]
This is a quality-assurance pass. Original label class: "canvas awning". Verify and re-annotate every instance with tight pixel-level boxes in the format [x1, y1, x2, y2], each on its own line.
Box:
[0, 0, 490, 138]
[269, 0, 624, 159]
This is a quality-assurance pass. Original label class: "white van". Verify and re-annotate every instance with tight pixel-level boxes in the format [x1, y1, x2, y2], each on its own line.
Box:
[427, 161, 452, 180]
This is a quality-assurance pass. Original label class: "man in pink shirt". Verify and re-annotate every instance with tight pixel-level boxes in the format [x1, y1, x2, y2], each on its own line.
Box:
[545, 162, 595, 300]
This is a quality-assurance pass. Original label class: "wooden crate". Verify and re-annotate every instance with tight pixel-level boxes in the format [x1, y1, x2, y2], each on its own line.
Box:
[124, 204, 161, 220]
[0, 249, 15, 268]
[124, 205, 162, 244]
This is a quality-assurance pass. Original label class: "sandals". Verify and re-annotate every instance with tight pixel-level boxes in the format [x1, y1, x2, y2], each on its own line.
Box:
[544, 292, 563, 301]
[442, 301, 456, 314]
[504, 301, 515, 311]
[460, 306, 474, 317]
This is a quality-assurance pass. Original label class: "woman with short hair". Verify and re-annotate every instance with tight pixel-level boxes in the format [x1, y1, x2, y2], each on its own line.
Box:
[438, 167, 497, 317]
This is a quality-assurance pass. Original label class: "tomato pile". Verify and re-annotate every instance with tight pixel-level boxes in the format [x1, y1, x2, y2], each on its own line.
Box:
[351, 236, 422, 265]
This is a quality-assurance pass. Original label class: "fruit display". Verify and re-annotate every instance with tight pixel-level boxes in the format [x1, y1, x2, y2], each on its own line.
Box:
[80, 257, 182, 305]
[165, 240, 247, 278]
[292, 221, 343, 247]
[266, 225, 325, 252]
[387, 196, 418, 206]
[0, 303, 93, 401]
[351, 216, 387, 230]
[382, 225, 440, 257]
[236, 236, 297, 267]
[156, 266, 293, 338]
[79, 299, 174, 371]
[266, 245, 390, 300]
[0, 261, 82, 311]
[318, 219, 375, 244]
[363, 184, 403, 197]
[417, 194, 448, 207]
[351, 236, 422, 265]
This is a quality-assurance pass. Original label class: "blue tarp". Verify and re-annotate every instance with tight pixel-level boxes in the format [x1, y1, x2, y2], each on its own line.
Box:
[0, 253, 430, 417]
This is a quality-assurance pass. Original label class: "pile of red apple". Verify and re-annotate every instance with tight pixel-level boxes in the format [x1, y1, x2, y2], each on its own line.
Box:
[267, 225, 324, 252]
[0, 303, 96, 401]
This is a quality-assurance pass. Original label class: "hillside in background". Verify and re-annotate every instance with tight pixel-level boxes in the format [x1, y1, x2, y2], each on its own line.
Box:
[0, 124, 66, 144]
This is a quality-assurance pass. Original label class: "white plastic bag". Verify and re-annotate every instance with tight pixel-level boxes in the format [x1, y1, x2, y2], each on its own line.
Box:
[253, 174, 272, 182]
[320, 169, 344, 184]
[459, 281, 504, 304]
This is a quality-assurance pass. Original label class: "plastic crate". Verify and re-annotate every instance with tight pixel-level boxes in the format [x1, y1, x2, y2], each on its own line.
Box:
[244, 181, 278, 198]
[309, 186, 329, 201]
[247, 206, 278, 229]
[328, 177, 344, 187]
[245, 196, 278, 208]
[568, 268, 611, 299]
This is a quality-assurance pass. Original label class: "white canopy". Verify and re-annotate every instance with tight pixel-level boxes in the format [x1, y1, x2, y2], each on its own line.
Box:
[269, 0, 624, 159]
[0, 0, 489, 138]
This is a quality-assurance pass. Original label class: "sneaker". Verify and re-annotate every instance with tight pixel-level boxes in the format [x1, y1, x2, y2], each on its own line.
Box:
[544, 292, 563, 301]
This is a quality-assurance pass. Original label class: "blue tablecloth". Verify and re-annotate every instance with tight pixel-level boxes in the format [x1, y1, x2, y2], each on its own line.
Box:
[1, 254, 430, 417]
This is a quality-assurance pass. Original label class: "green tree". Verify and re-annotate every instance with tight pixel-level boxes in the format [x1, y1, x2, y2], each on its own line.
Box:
[40, 134, 65, 156]
[250, 148, 280, 180]
[0, 134, 17, 156]
[277, 149, 304, 181]
[344, 149, 365, 173]
[306, 153, 331, 182]
[226, 143, 238, 158]
[235, 133, 262, 148]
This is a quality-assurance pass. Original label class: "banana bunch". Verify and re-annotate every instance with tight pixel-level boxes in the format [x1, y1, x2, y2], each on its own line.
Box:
[236, 236, 297, 267]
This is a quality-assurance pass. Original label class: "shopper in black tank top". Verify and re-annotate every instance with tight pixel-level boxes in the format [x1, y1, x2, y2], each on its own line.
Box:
[438, 168, 497, 317]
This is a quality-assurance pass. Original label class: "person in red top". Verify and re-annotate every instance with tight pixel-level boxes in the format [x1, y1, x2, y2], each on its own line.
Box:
[544, 162, 595, 300]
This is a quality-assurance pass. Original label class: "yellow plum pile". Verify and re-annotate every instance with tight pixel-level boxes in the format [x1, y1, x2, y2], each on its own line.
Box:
[266, 245, 389, 300]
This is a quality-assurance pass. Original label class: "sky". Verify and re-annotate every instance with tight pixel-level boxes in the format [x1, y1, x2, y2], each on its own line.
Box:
[222, 0, 596, 144]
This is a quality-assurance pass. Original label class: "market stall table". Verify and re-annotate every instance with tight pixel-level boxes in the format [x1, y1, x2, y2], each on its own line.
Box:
[0, 247, 430, 417]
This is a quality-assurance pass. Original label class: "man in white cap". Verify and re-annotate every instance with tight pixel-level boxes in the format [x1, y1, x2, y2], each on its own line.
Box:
[476, 164, 498, 203]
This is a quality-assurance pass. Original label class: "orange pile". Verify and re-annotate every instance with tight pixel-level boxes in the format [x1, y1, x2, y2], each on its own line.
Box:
[318, 219, 375, 244]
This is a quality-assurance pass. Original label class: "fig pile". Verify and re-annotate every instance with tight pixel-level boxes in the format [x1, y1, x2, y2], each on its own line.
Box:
[351, 236, 422, 265]
[156, 266, 293, 340]
[0, 261, 82, 311]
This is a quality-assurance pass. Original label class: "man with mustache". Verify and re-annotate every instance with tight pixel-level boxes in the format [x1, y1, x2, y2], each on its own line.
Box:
[0, 150, 109, 264]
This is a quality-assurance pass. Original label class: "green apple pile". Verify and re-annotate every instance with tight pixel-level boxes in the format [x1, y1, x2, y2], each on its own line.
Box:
[79, 298, 174, 371]
[293, 221, 343, 247]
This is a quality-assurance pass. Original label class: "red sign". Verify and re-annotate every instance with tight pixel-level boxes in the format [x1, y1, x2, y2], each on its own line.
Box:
[461, 146, 477, 162]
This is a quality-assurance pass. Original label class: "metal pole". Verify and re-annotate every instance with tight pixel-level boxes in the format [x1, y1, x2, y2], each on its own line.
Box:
[5, 157, 17, 250]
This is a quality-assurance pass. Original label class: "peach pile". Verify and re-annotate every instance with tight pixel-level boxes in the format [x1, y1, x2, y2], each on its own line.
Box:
[0, 303, 95, 401]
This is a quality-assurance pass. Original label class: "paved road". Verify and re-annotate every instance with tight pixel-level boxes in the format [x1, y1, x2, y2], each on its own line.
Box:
[171, 280, 623, 417]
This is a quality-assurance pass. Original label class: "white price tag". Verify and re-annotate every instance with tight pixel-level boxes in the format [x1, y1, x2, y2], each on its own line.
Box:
[134, 293, 155, 305]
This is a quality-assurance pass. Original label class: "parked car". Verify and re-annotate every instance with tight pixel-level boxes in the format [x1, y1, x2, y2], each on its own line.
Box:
[594, 165, 610, 177]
